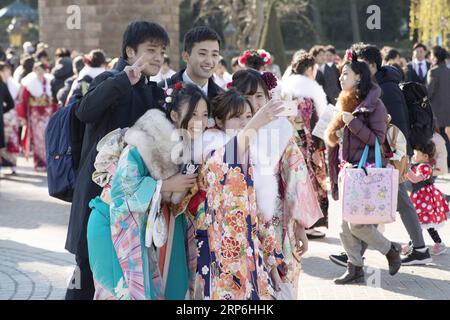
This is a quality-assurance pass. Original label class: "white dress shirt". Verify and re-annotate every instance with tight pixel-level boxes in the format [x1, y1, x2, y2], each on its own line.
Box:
[413, 59, 428, 78]
[182, 71, 209, 96]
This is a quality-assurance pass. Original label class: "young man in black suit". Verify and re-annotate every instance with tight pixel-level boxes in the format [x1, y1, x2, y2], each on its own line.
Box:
[406, 43, 431, 84]
[158, 26, 223, 100]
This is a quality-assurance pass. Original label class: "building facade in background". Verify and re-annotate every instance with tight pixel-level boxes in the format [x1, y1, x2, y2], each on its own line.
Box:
[38, 0, 181, 68]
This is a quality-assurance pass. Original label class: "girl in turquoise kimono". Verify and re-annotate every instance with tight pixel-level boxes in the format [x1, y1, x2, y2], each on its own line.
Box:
[87, 83, 209, 300]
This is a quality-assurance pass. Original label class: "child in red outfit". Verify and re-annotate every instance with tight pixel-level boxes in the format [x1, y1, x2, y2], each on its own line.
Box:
[406, 140, 448, 255]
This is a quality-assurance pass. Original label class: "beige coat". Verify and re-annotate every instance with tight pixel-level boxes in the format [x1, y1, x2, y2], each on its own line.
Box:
[432, 132, 448, 176]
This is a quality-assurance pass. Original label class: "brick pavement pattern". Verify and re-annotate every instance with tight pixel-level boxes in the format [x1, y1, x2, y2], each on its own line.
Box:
[1, 158, 449, 300]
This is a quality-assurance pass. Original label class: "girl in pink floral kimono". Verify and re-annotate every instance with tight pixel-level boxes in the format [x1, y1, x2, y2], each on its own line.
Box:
[232, 69, 323, 299]
[191, 89, 288, 300]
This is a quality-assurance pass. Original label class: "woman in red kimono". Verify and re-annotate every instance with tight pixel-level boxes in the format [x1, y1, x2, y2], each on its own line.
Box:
[17, 62, 56, 171]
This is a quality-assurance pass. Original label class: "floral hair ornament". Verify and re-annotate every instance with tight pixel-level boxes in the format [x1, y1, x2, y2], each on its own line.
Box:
[257, 49, 272, 65]
[239, 49, 272, 67]
[345, 50, 353, 63]
[226, 82, 234, 90]
[261, 72, 278, 91]
[174, 82, 184, 90]
[345, 49, 359, 63]
[165, 82, 184, 104]
[164, 87, 174, 104]
[239, 51, 252, 66]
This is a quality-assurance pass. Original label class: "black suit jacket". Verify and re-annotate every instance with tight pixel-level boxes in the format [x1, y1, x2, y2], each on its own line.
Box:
[158, 69, 223, 101]
[66, 57, 165, 257]
[406, 61, 431, 85]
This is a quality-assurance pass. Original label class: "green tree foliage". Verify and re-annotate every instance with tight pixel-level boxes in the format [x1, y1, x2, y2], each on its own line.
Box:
[410, 0, 450, 48]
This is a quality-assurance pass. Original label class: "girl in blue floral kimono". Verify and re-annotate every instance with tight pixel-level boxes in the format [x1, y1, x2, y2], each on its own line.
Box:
[87, 84, 209, 300]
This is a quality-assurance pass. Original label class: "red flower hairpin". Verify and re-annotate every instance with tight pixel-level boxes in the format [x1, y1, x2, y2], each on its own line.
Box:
[175, 82, 183, 90]
[258, 49, 272, 65]
[239, 51, 252, 66]
[226, 82, 234, 89]
[345, 50, 353, 62]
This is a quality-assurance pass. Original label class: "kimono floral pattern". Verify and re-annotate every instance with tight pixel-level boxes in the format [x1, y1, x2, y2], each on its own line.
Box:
[296, 98, 329, 228]
[0, 109, 20, 167]
[16, 87, 56, 170]
[195, 137, 283, 300]
[109, 146, 164, 300]
[273, 138, 323, 296]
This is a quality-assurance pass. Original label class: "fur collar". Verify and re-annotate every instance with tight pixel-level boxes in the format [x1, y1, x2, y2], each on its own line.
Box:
[124, 109, 185, 204]
[282, 74, 328, 115]
[324, 90, 359, 147]
[324, 86, 381, 147]
[21, 72, 53, 98]
[251, 117, 294, 221]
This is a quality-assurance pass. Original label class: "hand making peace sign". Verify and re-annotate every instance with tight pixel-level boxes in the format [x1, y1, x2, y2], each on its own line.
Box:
[124, 53, 149, 86]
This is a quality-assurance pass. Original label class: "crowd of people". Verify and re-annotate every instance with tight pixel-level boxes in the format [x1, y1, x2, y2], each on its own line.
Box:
[0, 20, 449, 300]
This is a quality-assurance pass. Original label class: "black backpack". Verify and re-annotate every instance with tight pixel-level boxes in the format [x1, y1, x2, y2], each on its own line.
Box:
[399, 82, 434, 149]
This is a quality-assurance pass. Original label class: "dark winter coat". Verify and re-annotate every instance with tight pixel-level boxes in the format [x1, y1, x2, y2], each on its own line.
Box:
[427, 63, 450, 128]
[51, 57, 74, 101]
[375, 65, 412, 155]
[65, 57, 165, 258]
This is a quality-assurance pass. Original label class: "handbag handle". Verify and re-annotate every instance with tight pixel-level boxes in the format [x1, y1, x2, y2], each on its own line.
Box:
[358, 138, 382, 169]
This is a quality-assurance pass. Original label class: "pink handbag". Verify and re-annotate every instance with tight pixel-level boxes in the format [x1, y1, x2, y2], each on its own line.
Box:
[339, 139, 399, 224]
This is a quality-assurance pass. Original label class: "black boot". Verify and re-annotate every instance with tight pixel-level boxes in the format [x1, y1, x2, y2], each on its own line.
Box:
[334, 262, 365, 285]
[386, 243, 401, 276]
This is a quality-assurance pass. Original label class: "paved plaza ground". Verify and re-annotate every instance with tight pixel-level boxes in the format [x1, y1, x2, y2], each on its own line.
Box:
[1, 157, 449, 300]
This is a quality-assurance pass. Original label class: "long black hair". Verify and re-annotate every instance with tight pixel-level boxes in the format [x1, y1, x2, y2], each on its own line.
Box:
[165, 83, 210, 130]
[20, 55, 35, 81]
[342, 51, 374, 101]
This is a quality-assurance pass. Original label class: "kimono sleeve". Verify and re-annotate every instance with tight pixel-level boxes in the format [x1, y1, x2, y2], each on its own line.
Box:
[258, 219, 284, 269]
[280, 139, 324, 228]
[16, 87, 30, 120]
[110, 147, 158, 215]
